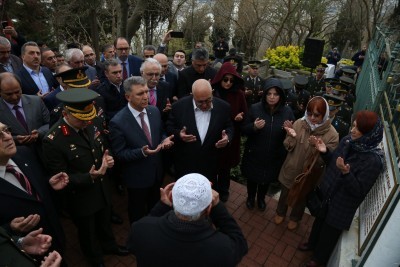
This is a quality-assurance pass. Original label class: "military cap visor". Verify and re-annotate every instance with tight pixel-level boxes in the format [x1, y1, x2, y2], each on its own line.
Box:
[248, 60, 261, 69]
[342, 68, 356, 75]
[329, 81, 349, 95]
[293, 75, 308, 88]
[339, 76, 355, 85]
[54, 66, 91, 88]
[323, 94, 344, 107]
[56, 88, 98, 121]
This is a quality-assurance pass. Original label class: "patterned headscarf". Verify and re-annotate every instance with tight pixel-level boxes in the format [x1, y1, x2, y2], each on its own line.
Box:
[350, 117, 384, 164]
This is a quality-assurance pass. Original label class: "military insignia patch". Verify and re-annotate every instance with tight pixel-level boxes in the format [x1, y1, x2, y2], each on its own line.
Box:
[61, 125, 70, 136]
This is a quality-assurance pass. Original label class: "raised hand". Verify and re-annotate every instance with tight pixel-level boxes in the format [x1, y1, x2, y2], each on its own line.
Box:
[179, 126, 196, 143]
[161, 135, 174, 149]
[254, 117, 266, 130]
[40, 251, 62, 267]
[89, 150, 114, 179]
[160, 182, 175, 206]
[234, 112, 244, 122]
[309, 135, 326, 153]
[10, 214, 41, 233]
[22, 228, 52, 255]
[142, 144, 162, 155]
[163, 98, 172, 113]
[215, 130, 229, 148]
[49, 172, 69, 190]
[336, 157, 350, 174]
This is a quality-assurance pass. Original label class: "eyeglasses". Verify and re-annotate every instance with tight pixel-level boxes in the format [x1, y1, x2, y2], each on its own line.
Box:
[145, 73, 160, 77]
[223, 77, 234, 83]
[0, 126, 11, 139]
[116, 47, 129, 51]
[195, 97, 212, 105]
[84, 53, 95, 58]
[306, 112, 322, 118]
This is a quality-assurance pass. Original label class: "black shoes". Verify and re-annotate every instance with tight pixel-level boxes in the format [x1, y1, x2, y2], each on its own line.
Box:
[104, 245, 130, 256]
[257, 198, 266, 211]
[246, 198, 255, 210]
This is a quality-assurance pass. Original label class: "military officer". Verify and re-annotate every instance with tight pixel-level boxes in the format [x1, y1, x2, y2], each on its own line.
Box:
[42, 89, 128, 267]
[286, 75, 310, 119]
[330, 81, 353, 124]
[243, 60, 264, 107]
[324, 94, 349, 140]
[307, 63, 327, 96]
[339, 76, 356, 106]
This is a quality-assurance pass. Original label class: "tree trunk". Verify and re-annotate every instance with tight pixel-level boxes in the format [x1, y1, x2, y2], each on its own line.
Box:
[126, 0, 148, 41]
[118, 0, 128, 38]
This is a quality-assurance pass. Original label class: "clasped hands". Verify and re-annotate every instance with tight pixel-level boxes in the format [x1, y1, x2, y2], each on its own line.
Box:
[90, 149, 114, 179]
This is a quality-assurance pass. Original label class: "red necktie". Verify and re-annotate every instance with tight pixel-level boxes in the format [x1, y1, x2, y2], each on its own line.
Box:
[6, 164, 33, 195]
[149, 89, 156, 106]
[122, 62, 128, 80]
[139, 112, 152, 146]
[13, 105, 28, 132]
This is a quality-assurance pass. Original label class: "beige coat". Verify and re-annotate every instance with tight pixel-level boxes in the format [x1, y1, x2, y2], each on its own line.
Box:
[278, 118, 339, 189]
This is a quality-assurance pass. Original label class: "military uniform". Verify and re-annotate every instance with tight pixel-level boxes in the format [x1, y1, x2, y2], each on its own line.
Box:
[323, 94, 350, 140]
[307, 63, 328, 96]
[42, 89, 123, 266]
[288, 75, 310, 119]
[243, 75, 264, 106]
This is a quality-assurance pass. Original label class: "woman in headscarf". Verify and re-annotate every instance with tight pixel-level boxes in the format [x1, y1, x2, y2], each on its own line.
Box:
[300, 111, 384, 267]
[241, 78, 295, 211]
[210, 62, 247, 202]
[275, 96, 339, 230]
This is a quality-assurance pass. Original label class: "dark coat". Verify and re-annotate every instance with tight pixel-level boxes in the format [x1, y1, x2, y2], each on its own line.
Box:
[320, 136, 383, 230]
[109, 105, 164, 188]
[155, 81, 174, 123]
[0, 146, 65, 254]
[177, 66, 217, 98]
[164, 70, 178, 97]
[166, 96, 233, 181]
[241, 83, 295, 184]
[211, 62, 247, 169]
[16, 66, 58, 95]
[127, 201, 248, 267]
[0, 227, 37, 267]
[42, 119, 112, 217]
[0, 54, 22, 73]
[96, 80, 127, 122]
[243, 75, 264, 107]
[43, 86, 61, 111]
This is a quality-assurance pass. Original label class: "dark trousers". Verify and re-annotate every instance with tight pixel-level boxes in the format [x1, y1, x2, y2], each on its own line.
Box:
[127, 185, 160, 224]
[217, 168, 231, 195]
[276, 185, 306, 221]
[247, 180, 269, 200]
[72, 205, 116, 265]
[308, 216, 342, 264]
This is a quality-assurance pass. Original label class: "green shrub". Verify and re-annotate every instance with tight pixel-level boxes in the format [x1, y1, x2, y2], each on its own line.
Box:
[265, 45, 304, 70]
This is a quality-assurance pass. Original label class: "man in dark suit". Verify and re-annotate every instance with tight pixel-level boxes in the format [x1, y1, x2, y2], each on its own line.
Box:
[177, 48, 217, 98]
[114, 37, 142, 80]
[16, 42, 58, 96]
[82, 45, 106, 83]
[140, 58, 173, 123]
[96, 59, 127, 123]
[40, 48, 57, 74]
[109, 76, 174, 224]
[43, 64, 72, 112]
[0, 73, 49, 146]
[153, 53, 178, 98]
[0, 122, 68, 263]
[42, 89, 128, 267]
[166, 79, 233, 184]
[0, 36, 22, 73]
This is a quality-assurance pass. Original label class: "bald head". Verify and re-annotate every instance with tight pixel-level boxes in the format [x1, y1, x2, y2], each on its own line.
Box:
[192, 79, 213, 111]
[0, 72, 22, 105]
[153, 53, 169, 75]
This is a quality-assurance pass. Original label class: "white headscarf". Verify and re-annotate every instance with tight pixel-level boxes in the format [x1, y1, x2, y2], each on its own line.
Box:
[301, 96, 330, 131]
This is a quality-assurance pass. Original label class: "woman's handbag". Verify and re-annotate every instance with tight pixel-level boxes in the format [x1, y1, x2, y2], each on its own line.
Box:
[287, 152, 320, 207]
[306, 186, 329, 218]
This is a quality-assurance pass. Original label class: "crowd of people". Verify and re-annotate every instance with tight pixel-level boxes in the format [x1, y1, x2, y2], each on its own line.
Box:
[0, 25, 385, 267]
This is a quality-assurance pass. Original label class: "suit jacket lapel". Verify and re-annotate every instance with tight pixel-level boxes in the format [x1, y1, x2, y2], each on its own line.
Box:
[123, 107, 149, 145]
[21, 68, 40, 92]
[21, 96, 33, 132]
[203, 104, 217, 145]
[0, 100, 27, 134]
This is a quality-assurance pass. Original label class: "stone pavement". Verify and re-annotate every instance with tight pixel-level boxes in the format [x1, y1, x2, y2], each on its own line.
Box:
[63, 181, 314, 266]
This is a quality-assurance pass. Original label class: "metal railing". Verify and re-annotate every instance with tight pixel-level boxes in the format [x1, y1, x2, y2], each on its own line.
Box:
[355, 25, 400, 163]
